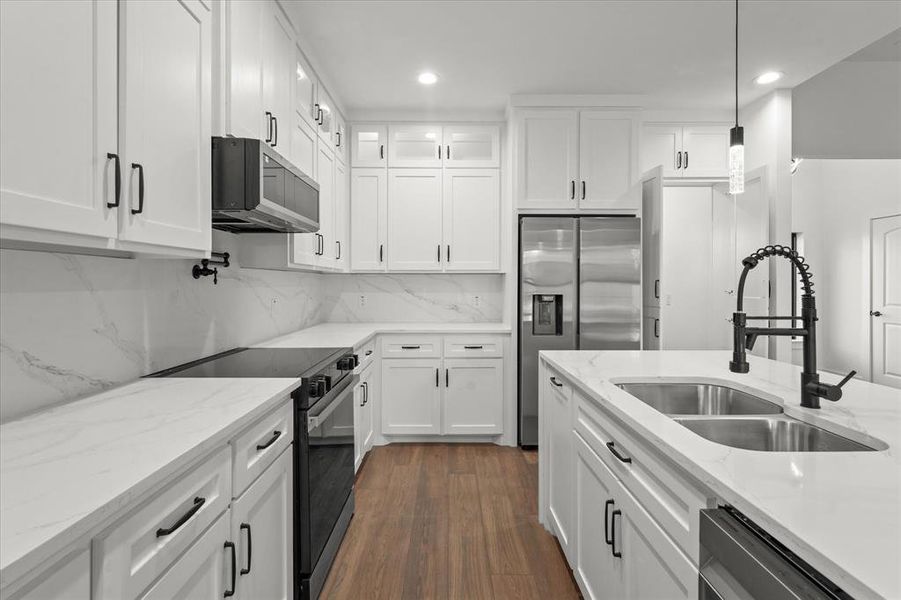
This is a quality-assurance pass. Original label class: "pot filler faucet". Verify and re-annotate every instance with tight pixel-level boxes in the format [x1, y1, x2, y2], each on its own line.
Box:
[729, 245, 856, 409]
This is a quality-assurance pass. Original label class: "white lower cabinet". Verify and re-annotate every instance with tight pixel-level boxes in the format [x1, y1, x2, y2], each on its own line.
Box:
[546, 369, 574, 560]
[354, 363, 376, 471]
[381, 358, 442, 434]
[443, 358, 503, 434]
[5, 549, 90, 600]
[230, 448, 293, 600]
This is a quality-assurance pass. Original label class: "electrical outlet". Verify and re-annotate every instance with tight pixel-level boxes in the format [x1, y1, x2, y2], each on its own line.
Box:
[359, 294, 367, 307]
[471, 295, 481, 307]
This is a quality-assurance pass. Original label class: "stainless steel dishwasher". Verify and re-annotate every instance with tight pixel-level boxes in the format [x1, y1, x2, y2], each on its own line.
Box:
[699, 507, 852, 600]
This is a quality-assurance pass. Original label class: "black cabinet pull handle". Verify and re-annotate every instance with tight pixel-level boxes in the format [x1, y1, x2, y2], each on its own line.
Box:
[107, 153, 121, 208]
[464, 345, 483, 350]
[570, 180, 575, 199]
[654, 279, 660, 299]
[401, 345, 420, 350]
[156, 496, 205, 537]
[654, 318, 660, 339]
[581, 180, 586, 200]
[446, 368, 449, 387]
[676, 151, 682, 170]
[272, 115, 278, 147]
[363, 381, 369, 406]
[604, 499, 614, 545]
[683, 151, 688, 169]
[435, 368, 439, 387]
[379, 144, 384, 160]
[606, 441, 632, 464]
[239, 523, 252, 575]
[256, 430, 281, 451]
[336, 240, 341, 259]
[870, 310, 883, 317]
[611, 510, 622, 558]
[437, 244, 441, 262]
[130, 163, 145, 215]
[336, 131, 341, 148]
[379, 243, 384, 263]
[365, 349, 373, 356]
[224, 541, 237, 597]
[550, 376, 563, 387]
[265, 111, 273, 143]
[446, 145, 451, 159]
[447, 245, 451, 262]
[315, 105, 323, 126]
[438, 145, 442, 159]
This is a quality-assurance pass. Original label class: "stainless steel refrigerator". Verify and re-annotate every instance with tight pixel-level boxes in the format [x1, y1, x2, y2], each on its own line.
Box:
[518, 216, 641, 446]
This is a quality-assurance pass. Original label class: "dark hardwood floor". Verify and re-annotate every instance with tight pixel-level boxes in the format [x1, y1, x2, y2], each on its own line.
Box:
[320, 444, 580, 600]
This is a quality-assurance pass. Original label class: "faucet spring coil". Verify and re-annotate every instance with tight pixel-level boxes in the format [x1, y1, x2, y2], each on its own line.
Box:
[743, 244, 815, 297]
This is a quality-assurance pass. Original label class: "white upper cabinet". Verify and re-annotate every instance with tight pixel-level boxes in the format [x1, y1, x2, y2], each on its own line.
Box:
[0, 0, 118, 245]
[291, 113, 317, 178]
[351, 124, 388, 168]
[578, 111, 637, 210]
[117, 0, 211, 253]
[516, 110, 579, 209]
[641, 124, 730, 179]
[443, 125, 500, 168]
[387, 169, 443, 271]
[262, 3, 294, 154]
[388, 124, 443, 168]
[226, 0, 265, 140]
[350, 168, 388, 271]
[442, 169, 500, 272]
[334, 112, 348, 165]
[315, 87, 336, 144]
[334, 160, 348, 269]
[315, 144, 335, 268]
[294, 46, 318, 129]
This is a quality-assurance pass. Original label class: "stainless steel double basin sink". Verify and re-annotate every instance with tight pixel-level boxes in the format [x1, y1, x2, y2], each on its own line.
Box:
[615, 382, 877, 452]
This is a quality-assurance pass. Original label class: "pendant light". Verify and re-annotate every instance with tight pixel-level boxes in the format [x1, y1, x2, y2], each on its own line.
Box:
[729, 0, 744, 195]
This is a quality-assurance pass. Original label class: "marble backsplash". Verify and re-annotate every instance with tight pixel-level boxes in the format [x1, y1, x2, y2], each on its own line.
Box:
[321, 273, 505, 323]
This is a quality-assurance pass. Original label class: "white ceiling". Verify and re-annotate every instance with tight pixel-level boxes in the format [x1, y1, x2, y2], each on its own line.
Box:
[285, 1, 901, 118]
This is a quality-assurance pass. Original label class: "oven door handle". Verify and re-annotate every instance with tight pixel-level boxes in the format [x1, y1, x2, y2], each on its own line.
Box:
[307, 377, 357, 432]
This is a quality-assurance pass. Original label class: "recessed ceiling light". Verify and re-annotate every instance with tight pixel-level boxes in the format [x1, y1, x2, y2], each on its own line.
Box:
[754, 71, 783, 85]
[417, 71, 438, 85]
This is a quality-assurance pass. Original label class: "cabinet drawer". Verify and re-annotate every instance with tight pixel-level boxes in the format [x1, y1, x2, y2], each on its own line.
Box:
[355, 338, 376, 372]
[381, 335, 441, 358]
[93, 447, 231, 600]
[546, 366, 572, 405]
[443, 335, 504, 358]
[232, 399, 293, 498]
[573, 392, 710, 562]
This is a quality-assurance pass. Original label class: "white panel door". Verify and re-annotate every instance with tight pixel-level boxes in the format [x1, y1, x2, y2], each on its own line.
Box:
[226, 0, 264, 139]
[443, 125, 500, 168]
[579, 112, 637, 210]
[387, 169, 443, 271]
[351, 124, 388, 168]
[291, 115, 317, 177]
[442, 358, 503, 434]
[871, 214, 901, 388]
[443, 169, 500, 271]
[350, 169, 387, 271]
[138, 513, 230, 600]
[315, 145, 335, 268]
[516, 110, 579, 209]
[294, 46, 318, 129]
[387, 124, 443, 168]
[334, 161, 348, 270]
[641, 125, 682, 178]
[118, 0, 211, 253]
[0, 0, 118, 241]
[381, 358, 441, 434]
[231, 449, 293, 600]
[262, 2, 293, 154]
[681, 125, 730, 178]
[574, 435, 624, 600]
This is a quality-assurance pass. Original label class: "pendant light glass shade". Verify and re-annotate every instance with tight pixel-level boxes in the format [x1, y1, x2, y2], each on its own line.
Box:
[729, 125, 744, 194]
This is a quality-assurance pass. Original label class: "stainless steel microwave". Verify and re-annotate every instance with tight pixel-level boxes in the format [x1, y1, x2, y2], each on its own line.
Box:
[211, 137, 319, 234]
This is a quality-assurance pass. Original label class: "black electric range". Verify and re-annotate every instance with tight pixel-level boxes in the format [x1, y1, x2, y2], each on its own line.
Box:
[151, 346, 359, 600]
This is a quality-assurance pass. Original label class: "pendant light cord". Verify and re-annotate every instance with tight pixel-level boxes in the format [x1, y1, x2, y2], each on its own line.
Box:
[735, 0, 739, 127]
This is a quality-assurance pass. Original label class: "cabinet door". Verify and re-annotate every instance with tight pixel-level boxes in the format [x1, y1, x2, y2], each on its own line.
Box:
[387, 124, 443, 168]
[362, 370, 376, 451]
[231, 448, 293, 600]
[291, 113, 317, 177]
[262, 2, 294, 154]
[118, 0, 211, 253]
[139, 512, 230, 600]
[315, 145, 335, 268]
[443, 169, 500, 271]
[316, 88, 336, 144]
[442, 358, 503, 435]
[6, 549, 89, 600]
[546, 374, 574, 559]
[381, 358, 441, 434]
[294, 46, 318, 129]
[387, 169, 443, 271]
[226, 0, 264, 139]
[350, 168, 388, 271]
[516, 110, 579, 209]
[640, 167, 663, 309]
[574, 435, 624, 600]
[579, 112, 637, 210]
[642, 306, 661, 350]
[0, 0, 118, 243]
[681, 125, 730, 178]
[443, 125, 500, 168]
[334, 160, 348, 270]
[641, 125, 682, 178]
[353, 379, 364, 472]
[351, 124, 388, 168]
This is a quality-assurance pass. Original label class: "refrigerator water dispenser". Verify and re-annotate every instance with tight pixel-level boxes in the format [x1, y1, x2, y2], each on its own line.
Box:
[533, 295, 563, 335]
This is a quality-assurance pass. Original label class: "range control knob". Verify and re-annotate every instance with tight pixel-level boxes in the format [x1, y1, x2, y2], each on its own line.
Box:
[337, 355, 357, 371]
[309, 376, 328, 398]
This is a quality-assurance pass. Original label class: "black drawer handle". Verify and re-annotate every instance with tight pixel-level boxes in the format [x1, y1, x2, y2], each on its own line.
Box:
[401, 345, 420, 350]
[604, 499, 614, 545]
[240, 523, 252, 575]
[256, 430, 281, 451]
[130, 163, 144, 214]
[365, 350, 373, 356]
[550, 376, 563, 387]
[379, 243, 384, 262]
[156, 496, 205, 537]
[379, 144, 384, 159]
[464, 345, 484, 350]
[107, 152, 120, 208]
[611, 509, 622, 558]
[606, 441, 632, 464]
[224, 540, 237, 597]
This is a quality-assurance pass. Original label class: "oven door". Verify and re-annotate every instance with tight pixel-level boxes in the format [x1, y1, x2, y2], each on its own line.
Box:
[297, 375, 357, 575]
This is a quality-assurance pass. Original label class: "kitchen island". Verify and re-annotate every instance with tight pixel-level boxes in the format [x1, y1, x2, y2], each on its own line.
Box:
[538, 350, 899, 600]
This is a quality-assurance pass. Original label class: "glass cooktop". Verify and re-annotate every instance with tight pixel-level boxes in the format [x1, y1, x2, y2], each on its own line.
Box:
[149, 347, 347, 379]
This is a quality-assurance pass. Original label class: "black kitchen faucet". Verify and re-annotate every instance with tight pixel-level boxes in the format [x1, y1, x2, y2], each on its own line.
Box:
[729, 244, 856, 409]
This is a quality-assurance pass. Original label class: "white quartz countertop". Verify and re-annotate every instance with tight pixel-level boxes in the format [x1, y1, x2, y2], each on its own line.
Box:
[256, 321, 511, 349]
[540, 350, 901, 600]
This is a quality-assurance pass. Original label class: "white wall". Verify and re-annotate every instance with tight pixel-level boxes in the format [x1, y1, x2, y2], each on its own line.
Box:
[791, 159, 901, 379]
